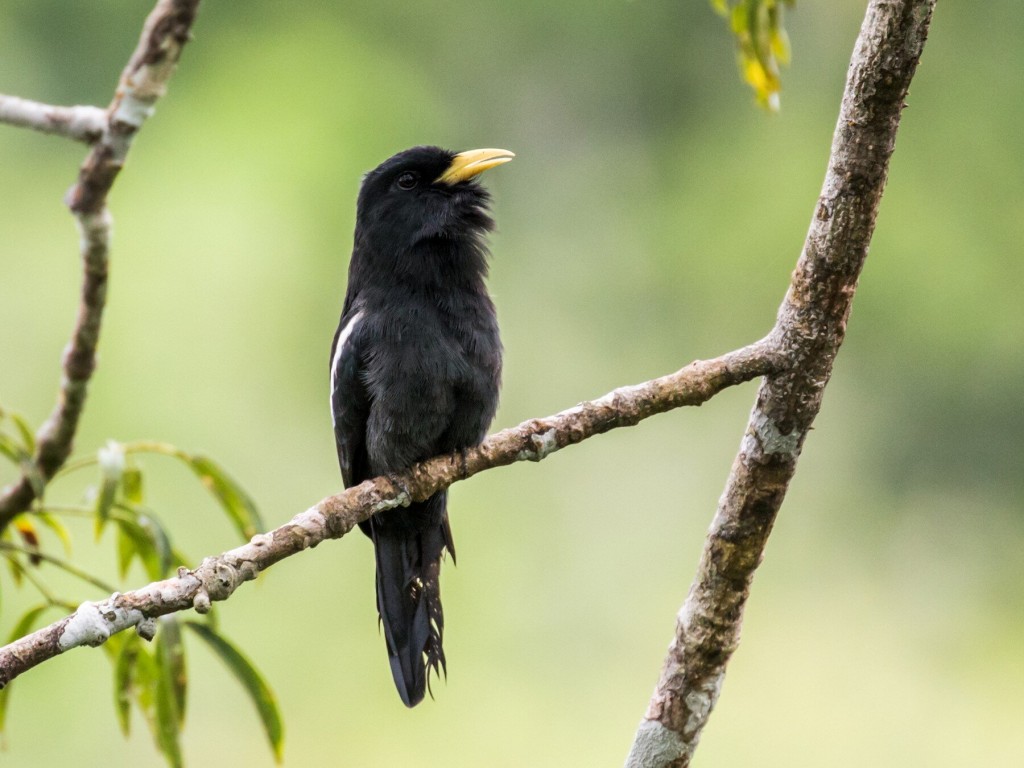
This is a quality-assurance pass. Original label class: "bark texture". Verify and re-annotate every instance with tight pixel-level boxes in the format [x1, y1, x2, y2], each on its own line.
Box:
[625, 2, 937, 765]
[0, 342, 779, 688]
[0, 0, 201, 528]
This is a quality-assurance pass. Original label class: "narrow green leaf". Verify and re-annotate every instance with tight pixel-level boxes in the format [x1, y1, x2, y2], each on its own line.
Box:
[116, 521, 138, 580]
[730, 3, 747, 34]
[158, 618, 187, 727]
[134, 643, 158, 715]
[33, 511, 73, 556]
[115, 516, 162, 581]
[0, 604, 50, 733]
[187, 454, 263, 541]
[94, 441, 125, 539]
[122, 465, 144, 505]
[185, 622, 283, 762]
[6, 604, 49, 643]
[3, 549, 24, 587]
[0, 433, 26, 464]
[10, 413, 36, 455]
[154, 630, 184, 768]
[113, 634, 140, 736]
[137, 511, 173, 579]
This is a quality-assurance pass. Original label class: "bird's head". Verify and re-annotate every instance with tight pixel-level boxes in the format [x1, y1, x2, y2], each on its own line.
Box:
[353, 146, 514, 272]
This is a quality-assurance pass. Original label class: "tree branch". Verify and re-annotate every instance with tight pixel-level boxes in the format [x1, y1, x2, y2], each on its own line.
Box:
[625, 2, 937, 766]
[0, 95, 107, 143]
[0, 339, 780, 689]
[0, 0, 201, 529]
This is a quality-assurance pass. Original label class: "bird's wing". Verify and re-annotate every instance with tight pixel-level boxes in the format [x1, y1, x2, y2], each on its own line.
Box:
[330, 307, 370, 488]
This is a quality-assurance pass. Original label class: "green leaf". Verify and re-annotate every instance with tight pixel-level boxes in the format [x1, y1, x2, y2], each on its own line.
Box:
[122, 465, 144, 505]
[0, 604, 50, 733]
[0, 432, 27, 464]
[9, 412, 36, 455]
[134, 643, 158, 715]
[3, 548, 24, 587]
[6, 604, 49, 643]
[94, 441, 125, 539]
[185, 621, 283, 762]
[158, 618, 187, 727]
[730, 2, 746, 34]
[137, 511, 173, 579]
[187, 454, 264, 541]
[115, 520, 139, 580]
[154, 626, 184, 768]
[113, 634, 140, 736]
[33, 511, 73, 556]
[114, 513, 169, 582]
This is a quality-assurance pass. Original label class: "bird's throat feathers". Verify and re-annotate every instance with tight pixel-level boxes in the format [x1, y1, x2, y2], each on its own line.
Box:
[352, 193, 495, 291]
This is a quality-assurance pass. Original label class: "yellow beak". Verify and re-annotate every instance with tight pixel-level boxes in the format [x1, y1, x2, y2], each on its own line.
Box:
[435, 148, 515, 184]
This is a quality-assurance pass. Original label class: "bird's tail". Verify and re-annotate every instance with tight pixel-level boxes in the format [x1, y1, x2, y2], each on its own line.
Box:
[370, 492, 454, 707]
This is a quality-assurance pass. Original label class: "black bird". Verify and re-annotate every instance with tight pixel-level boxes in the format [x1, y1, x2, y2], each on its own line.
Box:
[330, 146, 512, 707]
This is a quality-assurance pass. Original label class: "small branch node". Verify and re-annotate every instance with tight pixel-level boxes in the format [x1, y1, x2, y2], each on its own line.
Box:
[192, 589, 211, 614]
[135, 617, 157, 641]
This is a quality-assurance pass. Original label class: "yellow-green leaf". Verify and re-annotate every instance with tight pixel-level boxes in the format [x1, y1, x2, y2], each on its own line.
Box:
[715, 0, 793, 111]
[771, 25, 791, 65]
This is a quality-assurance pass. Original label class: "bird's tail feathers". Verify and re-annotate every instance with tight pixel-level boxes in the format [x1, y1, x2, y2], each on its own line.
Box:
[372, 497, 451, 707]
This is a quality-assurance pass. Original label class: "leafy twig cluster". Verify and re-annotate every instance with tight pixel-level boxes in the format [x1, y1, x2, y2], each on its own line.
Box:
[0, 1, 283, 764]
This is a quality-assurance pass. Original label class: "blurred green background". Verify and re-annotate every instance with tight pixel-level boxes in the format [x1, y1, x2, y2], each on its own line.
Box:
[1, 1, 1022, 765]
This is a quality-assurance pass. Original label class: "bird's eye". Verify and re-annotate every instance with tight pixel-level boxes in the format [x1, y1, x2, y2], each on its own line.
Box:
[397, 172, 418, 190]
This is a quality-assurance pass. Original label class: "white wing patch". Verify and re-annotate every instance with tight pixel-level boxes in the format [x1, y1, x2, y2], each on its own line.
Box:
[330, 310, 363, 426]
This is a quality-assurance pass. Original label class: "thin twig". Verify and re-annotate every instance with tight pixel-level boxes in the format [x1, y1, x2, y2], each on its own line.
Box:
[0, 95, 107, 144]
[0, 339, 781, 689]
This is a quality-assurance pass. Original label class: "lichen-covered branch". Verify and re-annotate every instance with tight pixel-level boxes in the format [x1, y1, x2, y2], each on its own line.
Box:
[0, 0, 202, 529]
[625, 2, 937, 766]
[0, 340, 780, 689]
[0, 95, 107, 143]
